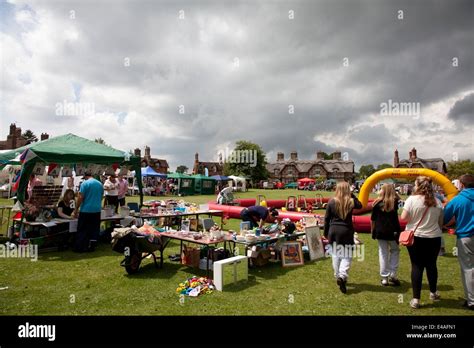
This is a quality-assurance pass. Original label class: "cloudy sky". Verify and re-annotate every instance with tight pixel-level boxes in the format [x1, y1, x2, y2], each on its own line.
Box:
[1, 0, 473, 171]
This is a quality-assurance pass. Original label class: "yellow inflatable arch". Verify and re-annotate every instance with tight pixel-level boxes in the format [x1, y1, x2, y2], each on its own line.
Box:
[358, 168, 458, 208]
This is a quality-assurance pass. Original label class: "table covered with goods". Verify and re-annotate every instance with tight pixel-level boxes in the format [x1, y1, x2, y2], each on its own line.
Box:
[111, 212, 328, 275]
[132, 199, 224, 230]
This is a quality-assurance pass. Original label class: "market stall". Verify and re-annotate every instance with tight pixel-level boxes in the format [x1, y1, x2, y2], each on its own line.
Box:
[228, 175, 247, 192]
[167, 173, 195, 196]
[4, 134, 143, 248]
[193, 174, 216, 195]
[297, 177, 315, 189]
[141, 166, 167, 178]
[141, 166, 167, 195]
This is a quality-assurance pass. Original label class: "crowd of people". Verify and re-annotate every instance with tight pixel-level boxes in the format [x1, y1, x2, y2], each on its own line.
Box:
[323, 175, 473, 311]
[30, 172, 129, 253]
[143, 177, 181, 196]
[25, 167, 473, 310]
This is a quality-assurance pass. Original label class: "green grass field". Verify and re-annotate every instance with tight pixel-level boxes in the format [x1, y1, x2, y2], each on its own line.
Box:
[0, 189, 470, 316]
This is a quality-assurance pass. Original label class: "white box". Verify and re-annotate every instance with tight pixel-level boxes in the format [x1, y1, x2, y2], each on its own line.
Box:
[213, 255, 248, 291]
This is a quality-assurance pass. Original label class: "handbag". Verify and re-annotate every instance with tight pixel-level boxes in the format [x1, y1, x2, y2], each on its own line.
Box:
[399, 206, 429, 246]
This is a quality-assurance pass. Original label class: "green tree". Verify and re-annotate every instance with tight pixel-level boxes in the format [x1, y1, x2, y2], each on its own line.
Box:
[22, 130, 38, 144]
[358, 164, 376, 179]
[176, 165, 188, 174]
[223, 140, 269, 181]
[447, 159, 474, 180]
[376, 163, 393, 171]
[94, 138, 107, 145]
[317, 151, 336, 160]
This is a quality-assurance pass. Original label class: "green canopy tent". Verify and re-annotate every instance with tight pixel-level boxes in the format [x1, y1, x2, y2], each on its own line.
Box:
[167, 172, 195, 196]
[192, 174, 216, 195]
[0, 145, 28, 167]
[13, 134, 143, 205]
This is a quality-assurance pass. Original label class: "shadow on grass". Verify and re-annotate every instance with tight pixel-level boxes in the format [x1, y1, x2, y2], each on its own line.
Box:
[347, 281, 411, 294]
[347, 282, 454, 295]
[439, 253, 457, 259]
[123, 260, 184, 279]
[249, 260, 304, 279]
[38, 243, 120, 262]
[421, 298, 468, 311]
[214, 275, 260, 293]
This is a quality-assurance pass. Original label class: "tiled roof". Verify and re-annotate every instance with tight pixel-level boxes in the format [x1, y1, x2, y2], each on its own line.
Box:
[267, 159, 354, 174]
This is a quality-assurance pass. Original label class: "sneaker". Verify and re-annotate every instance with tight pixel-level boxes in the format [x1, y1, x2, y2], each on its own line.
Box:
[389, 277, 401, 286]
[337, 277, 347, 294]
[410, 299, 420, 309]
[429, 291, 441, 301]
[381, 278, 389, 286]
[462, 300, 474, 310]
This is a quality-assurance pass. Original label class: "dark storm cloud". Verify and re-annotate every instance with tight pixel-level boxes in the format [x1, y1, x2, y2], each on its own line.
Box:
[2, 0, 473, 170]
[448, 92, 474, 123]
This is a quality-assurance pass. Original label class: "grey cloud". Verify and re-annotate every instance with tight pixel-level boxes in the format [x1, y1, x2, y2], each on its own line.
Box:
[1, 0, 473, 170]
[448, 93, 474, 124]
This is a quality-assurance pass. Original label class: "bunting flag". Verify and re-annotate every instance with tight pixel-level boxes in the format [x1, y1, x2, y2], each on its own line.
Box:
[32, 163, 45, 176]
[47, 163, 58, 175]
[117, 166, 128, 175]
[74, 163, 85, 176]
[18, 149, 37, 163]
[61, 165, 73, 177]
[12, 170, 21, 192]
[104, 166, 115, 175]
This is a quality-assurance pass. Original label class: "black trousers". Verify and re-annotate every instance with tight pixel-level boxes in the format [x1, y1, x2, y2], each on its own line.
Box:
[407, 236, 441, 299]
[74, 212, 101, 252]
[105, 195, 119, 213]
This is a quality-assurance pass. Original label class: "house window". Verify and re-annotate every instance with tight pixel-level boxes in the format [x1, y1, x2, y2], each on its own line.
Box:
[274, 169, 279, 176]
[203, 181, 212, 188]
[287, 167, 293, 175]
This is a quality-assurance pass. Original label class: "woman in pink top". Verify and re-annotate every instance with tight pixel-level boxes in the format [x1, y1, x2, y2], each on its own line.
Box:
[117, 174, 128, 208]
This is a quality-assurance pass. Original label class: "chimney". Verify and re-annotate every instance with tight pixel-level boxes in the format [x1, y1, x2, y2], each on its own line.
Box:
[16, 128, 21, 137]
[195, 153, 199, 162]
[411, 147, 417, 159]
[394, 149, 399, 167]
[277, 152, 284, 162]
[9, 123, 16, 135]
[409, 150, 413, 161]
[316, 151, 325, 160]
[332, 151, 341, 160]
[40, 133, 49, 141]
[144, 146, 151, 159]
[134, 148, 141, 157]
[290, 151, 298, 161]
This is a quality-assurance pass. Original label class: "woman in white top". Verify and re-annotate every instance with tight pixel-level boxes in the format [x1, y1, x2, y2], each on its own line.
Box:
[401, 176, 444, 309]
[103, 175, 119, 213]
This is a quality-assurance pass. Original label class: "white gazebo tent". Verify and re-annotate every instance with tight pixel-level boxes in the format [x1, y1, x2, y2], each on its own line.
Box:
[228, 175, 247, 192]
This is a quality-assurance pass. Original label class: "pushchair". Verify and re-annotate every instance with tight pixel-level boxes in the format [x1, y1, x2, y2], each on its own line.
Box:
[216, 186, 235, 205]
[112, 230, 166, 274]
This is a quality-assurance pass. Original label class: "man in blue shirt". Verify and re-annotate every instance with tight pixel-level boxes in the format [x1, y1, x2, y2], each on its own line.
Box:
[73, 170, 104, 252]
[443, 174, 474, 311]
[240, 205, 279, 229]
